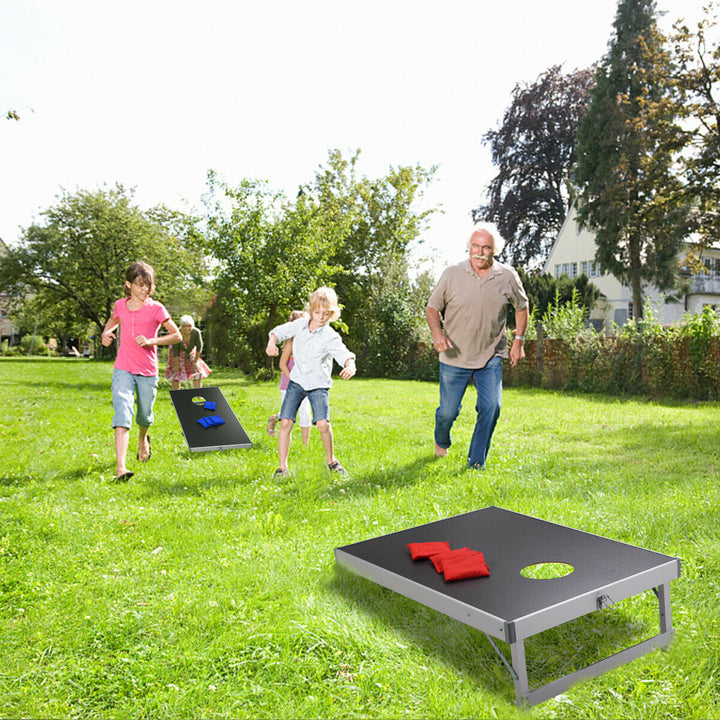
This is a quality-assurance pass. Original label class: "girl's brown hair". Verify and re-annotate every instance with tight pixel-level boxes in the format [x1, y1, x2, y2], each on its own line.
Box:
[124, 261, 156, 298]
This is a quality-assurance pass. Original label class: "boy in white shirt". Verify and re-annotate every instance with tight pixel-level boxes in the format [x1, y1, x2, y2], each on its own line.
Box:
[266, 286, 356, 478]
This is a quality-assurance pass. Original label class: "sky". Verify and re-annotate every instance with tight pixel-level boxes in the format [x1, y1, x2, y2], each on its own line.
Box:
[0, 0, 710, 276]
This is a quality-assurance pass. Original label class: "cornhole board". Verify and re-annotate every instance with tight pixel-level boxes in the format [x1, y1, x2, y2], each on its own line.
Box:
[334, 505, 680, 707]
[169, 386, 252, 452]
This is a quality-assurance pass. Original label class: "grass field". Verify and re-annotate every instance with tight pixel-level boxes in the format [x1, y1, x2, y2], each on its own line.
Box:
[0, 358, 718, 719]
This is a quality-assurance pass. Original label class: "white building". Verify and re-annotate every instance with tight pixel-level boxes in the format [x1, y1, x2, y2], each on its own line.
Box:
[543, 206, 720, 333]
[0, 238, 19, 343]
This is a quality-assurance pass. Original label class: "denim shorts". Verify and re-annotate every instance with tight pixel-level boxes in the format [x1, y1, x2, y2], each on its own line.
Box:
[111, 369, 158, 429]
[279, 380, 330, 424]
[280, 389, 312, 427]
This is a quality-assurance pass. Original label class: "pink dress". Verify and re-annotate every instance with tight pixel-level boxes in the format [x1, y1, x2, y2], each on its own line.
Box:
[165, 327, 211, 382]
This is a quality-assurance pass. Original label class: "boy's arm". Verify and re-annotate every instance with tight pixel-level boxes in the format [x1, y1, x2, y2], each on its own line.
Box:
[266, 333, 280, 357]
[267, 318, 302, 356]
[279, 339, 293, 379]
[339, 357, 356, 380]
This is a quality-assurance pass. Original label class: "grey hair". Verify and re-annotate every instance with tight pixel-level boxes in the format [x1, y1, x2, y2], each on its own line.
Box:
[179, 314, 195, 327]
[467, 221, 506, 257]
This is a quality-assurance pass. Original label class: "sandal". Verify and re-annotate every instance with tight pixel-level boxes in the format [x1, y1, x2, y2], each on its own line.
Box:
[267, 415, 278, 437]
[273, 467, 289, 478]
[116, 471, 134, 482]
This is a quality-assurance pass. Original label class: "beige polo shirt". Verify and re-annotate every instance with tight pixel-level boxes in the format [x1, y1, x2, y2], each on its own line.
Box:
[427, 259, 528, 369]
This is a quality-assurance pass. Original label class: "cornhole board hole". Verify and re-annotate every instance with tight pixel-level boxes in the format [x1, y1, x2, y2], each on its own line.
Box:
[334, 505, 680, 708]
[169, 386, 252, 452]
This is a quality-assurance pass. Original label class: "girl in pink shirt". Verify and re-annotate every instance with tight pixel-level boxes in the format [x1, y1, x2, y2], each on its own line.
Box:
[101, 261, 181, 481]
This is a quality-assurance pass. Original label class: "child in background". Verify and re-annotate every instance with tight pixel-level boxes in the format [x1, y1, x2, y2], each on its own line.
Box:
[101, 261, 181, 481]
[266, 287, 356, 478]
[165, 314, 211, 390]
[267, 310, 311, 446]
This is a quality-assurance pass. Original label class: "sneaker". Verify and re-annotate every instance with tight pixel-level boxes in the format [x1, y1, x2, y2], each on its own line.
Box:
[327, 461, 348, 476]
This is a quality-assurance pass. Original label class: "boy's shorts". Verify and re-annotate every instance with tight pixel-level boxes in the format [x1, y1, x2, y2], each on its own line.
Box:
[279, 380, 330, 424]
[280, 389, 312, 427]
[111, 369, 158, 428]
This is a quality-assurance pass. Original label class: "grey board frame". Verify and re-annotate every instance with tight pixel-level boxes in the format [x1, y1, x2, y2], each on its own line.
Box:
[169, 386, 252, 452]
[334, 505, 680, 707]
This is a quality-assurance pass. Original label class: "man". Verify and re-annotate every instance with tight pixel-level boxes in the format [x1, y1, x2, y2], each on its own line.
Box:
[425, 221, 529, 469]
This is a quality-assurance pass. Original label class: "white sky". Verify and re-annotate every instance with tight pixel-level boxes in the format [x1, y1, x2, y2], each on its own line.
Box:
[0, 0, 709, 276]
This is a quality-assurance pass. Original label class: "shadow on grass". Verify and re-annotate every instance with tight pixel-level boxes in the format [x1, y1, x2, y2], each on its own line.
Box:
[323, 455, 437, 498]
[328, 565, 652, 706]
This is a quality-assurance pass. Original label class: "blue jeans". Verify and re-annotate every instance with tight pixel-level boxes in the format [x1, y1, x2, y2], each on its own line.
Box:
[434, 357, 502, 469]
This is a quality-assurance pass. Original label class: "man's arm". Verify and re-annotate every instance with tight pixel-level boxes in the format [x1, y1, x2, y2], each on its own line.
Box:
[509, 307, 529, 366]
[425, 306, 453, 353]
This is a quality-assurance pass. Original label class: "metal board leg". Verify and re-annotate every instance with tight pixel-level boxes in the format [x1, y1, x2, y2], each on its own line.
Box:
[656, 582, 672, 635]
[510, 638, 530, 707]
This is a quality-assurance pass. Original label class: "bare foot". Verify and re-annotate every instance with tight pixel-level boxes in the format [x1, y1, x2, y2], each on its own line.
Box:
[137, 436, 151, 462]
[434, 443, 448, 457]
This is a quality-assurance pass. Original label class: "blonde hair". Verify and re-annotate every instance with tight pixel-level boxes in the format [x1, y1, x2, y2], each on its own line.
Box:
[307, 286, 341, 322]
[467, 221, 506, 256]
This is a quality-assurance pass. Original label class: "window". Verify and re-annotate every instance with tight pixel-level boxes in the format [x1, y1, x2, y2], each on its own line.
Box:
[703, 257, 720, 277]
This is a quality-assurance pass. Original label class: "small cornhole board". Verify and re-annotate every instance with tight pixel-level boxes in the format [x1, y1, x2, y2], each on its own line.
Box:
[170, 386, 252, 452]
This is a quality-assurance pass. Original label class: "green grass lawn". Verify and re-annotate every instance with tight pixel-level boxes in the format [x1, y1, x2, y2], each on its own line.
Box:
[0, 358, 718, 719]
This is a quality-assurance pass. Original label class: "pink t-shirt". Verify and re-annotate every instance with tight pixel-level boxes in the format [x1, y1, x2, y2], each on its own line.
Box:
[112, 297, 170, 376]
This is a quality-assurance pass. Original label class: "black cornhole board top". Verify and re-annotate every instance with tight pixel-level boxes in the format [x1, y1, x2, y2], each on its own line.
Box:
[335, 505, 680, 641]
[169, 386, 252, 452]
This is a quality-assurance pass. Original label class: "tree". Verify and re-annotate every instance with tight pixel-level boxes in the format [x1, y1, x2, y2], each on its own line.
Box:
[311, 150, 438, 375]
[518, 269, 600, 321]
[0, 185, 209, 352]
[475, 65, 595, 268]
[201, 173, 344, 372]
[669, 4, 720, 250]
[202, 150, 439, 376]
[574, 0, 689, 319]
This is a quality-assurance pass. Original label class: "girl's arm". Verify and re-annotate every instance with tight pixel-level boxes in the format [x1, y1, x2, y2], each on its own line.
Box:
[101, 315, 120, 347]
[135, 318, 182, 348]
[279, 339, 293, 380]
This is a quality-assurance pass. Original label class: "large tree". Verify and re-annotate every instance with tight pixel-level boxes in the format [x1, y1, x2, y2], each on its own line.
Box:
[0, 185, 209, 351]
[574, 0, 689, 319]
[311, 149, 438, 376]
[670, 6, 720, 249]
[202, 150, 438, 376]
[201, 173, 345, 372]
[475, 65, 595, 268]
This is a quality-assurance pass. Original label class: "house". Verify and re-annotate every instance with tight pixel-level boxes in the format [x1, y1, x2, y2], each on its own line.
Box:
[543, 206, 720, 333]
[0, 237, 19, 344]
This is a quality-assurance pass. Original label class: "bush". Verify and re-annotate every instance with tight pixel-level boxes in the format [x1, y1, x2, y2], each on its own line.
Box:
[505, 305, 720, 400]
[19, 335, 49, 356]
